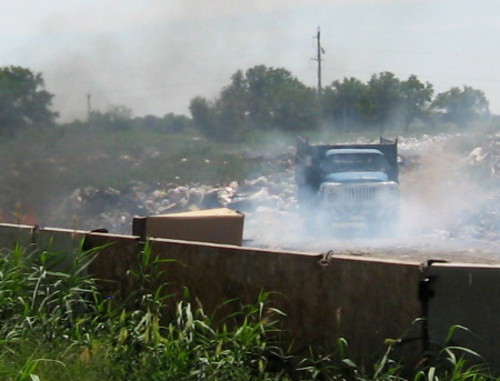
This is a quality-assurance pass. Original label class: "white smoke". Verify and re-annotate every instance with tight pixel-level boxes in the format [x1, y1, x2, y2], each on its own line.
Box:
[242, 132, 500, 262]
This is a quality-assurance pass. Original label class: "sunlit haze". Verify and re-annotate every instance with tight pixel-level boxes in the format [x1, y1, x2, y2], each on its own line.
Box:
[1, 0, 498, 121]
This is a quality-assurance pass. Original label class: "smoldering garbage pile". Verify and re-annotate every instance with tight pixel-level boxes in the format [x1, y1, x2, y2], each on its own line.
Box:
[49, 133, 500, 250]
[49, 158, 297, 237]
[449, 133, 500, 241]
[398, 133, 500, 245]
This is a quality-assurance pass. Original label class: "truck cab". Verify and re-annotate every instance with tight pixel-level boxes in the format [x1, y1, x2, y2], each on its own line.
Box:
[296, 138, 399, 235]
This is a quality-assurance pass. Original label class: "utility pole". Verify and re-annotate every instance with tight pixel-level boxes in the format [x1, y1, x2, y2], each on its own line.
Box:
[312, 27, 325, 128]
[87, 93, 92, 123]
[312, 27, 325, 97]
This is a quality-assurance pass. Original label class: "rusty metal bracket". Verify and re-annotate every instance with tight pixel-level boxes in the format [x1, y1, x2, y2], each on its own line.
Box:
[82, 228, 109, 251]
[419, 259, 448, 354]
[30, 224, 39, 244]
[319, 250, 335, 266]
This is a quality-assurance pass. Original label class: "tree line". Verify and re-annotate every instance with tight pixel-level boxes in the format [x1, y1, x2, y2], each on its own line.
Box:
[0, 65, 491, 140]
[190, 65, 490, 139]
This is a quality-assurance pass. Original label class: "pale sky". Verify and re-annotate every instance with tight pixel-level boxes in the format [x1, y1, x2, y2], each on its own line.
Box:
[1, 0, 499, 121]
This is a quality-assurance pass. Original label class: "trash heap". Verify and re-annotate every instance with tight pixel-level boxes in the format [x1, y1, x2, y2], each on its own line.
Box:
[465, 132, 500, 182]
[398, 132, 500, 244]
[49, 155, 297, 235]
[48, 133, 500, 251]
[450, 132, 500, 241]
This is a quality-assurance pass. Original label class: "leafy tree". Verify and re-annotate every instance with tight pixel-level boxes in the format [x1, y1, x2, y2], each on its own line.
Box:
[242, 65, 318, 131]
[323, 74, 434, 133]
[89, 105, 133, 130]
[161, 113, 192, 133]
[400, 75, 434, 131]
[366, 72, 403, 134]
[132, 113, 192, 133]
[322, 77, 369, 132]
[0, 66, 58, 135]
[217, 70, 250, 140]
[189, 65, 492, 138]
[189, 96, 218, 138]
[432, 86, 489, 128]
[189, 65, 318, 140]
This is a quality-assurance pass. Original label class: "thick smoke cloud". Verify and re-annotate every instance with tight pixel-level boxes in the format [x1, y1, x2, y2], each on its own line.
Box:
[241, 132, 500, 262]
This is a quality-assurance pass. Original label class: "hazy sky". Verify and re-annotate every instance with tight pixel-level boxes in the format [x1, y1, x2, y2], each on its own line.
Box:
[1, 0, 498, 121]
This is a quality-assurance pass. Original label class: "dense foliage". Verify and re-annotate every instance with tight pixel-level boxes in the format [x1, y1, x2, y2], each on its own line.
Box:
[0, 64, 491, 141]
[433, 86, 490, 129]
[0, 66, 58, 136]
[189, 66, 490, 140]
[190, 66, 319, 141]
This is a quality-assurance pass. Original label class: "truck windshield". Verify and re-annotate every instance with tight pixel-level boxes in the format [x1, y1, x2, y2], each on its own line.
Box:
[320, 153, 387, 173]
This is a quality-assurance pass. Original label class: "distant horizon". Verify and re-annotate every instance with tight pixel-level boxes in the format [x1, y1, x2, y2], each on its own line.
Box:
[2, 0, 498, 121]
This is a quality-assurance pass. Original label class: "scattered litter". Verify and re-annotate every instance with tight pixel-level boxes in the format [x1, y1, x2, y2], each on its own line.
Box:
[48, 133, 500, 251]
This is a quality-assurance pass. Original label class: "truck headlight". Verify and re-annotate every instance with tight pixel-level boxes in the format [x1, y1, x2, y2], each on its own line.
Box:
[327, 192, 337, 202]
[319, 183, 341, 203]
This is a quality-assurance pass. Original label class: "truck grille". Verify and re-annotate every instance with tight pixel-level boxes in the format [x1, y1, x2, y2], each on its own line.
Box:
[345, 186, 378, 202]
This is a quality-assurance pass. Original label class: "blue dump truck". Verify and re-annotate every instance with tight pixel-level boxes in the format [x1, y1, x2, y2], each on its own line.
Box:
[295, 137, 399, 235]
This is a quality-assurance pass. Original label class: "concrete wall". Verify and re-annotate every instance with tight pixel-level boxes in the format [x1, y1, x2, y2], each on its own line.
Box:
[0, 223, 424, 366]
[427, 263, 500, 370]
[0, 223, 431, 367]
[135, 239, 423, 364]
[0, 223, 36, 249]
[5, 224, 500, 369]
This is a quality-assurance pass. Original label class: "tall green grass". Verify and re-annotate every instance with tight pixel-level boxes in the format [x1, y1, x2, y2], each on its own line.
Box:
[0, 243, 290, 380]
[0, 243, 495, 380]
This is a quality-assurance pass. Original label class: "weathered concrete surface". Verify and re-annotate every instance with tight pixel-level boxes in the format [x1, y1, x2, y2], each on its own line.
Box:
[5, 225, 500, 369]
[143, 239, 423, 364]
[0, 225, 425, 367]
[0, 223, 35, 250]
[427, 263, 500, 371]
[85, 232, 142, 302]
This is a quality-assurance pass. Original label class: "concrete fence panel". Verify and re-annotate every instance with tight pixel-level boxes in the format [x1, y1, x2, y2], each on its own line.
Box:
[3, 224, 500, 369]
[146, 238, 423, 364]
[427, 263, 500, 370]
[0, 223, 35, 250]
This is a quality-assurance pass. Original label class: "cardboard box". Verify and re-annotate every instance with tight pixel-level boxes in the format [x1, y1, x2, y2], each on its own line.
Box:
[133, 208, 244, 246]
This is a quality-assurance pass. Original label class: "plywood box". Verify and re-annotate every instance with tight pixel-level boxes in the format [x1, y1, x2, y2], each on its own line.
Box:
[134, 208, 244, 246]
